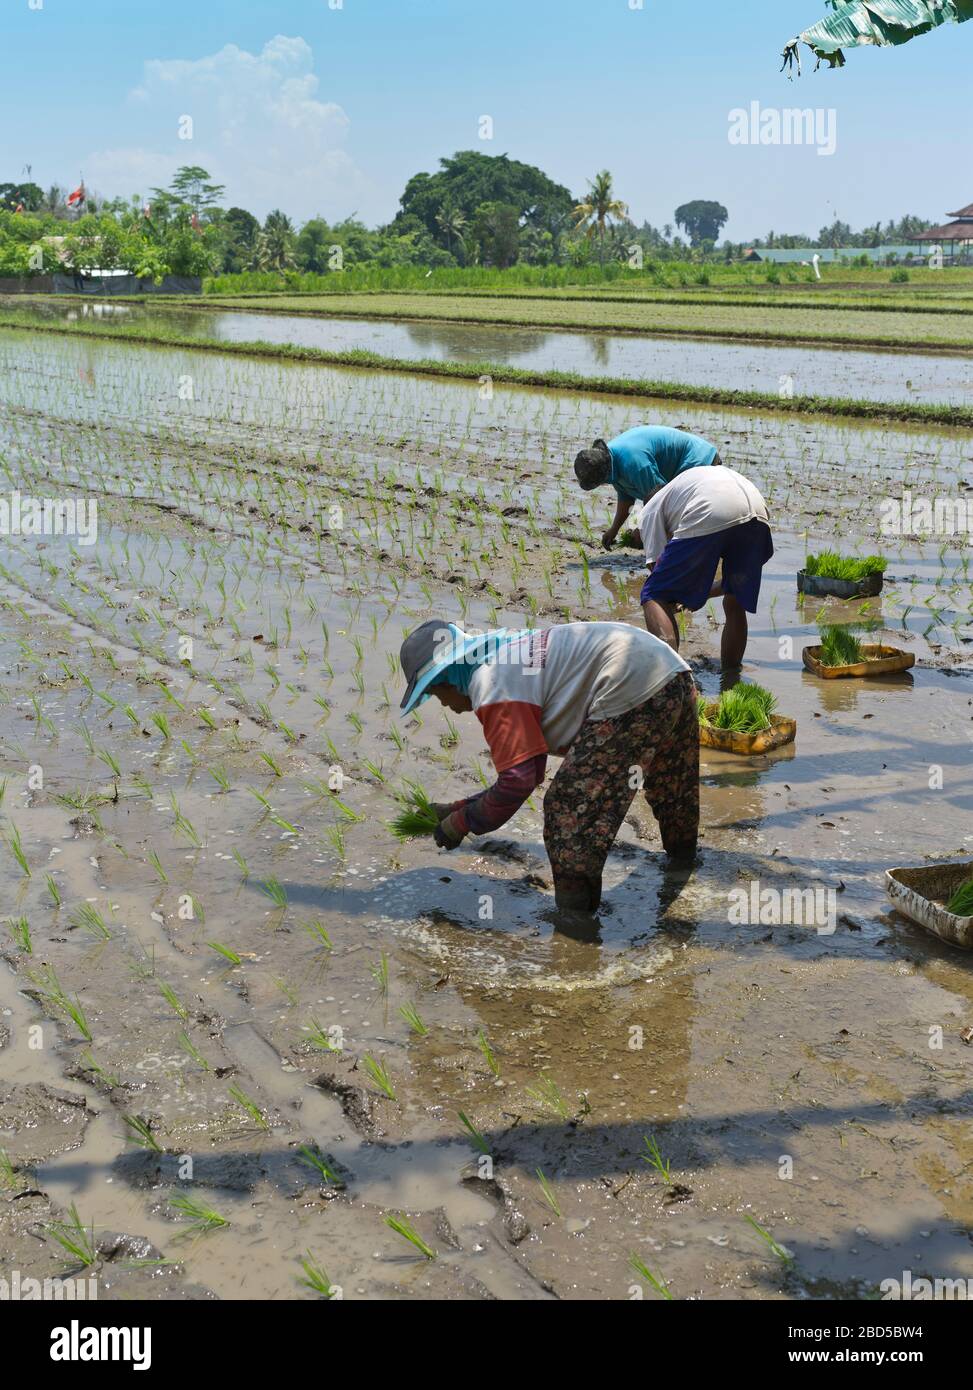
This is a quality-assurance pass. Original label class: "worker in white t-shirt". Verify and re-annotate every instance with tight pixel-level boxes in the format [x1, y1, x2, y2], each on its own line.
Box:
[637, 467, 774, 680]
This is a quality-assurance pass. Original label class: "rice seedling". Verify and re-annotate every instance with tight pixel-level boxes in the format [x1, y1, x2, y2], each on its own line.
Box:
[641, 1134, 672, 1182]
[0, 1149, 21, 1190]
[4, 821, 30, 878]
[259, 750, 284, 777]
[96, 746, 121, 778]
[361, 1054, 396, 1100]
[208, 764, 231, 793]
[297, 1145, 345, 1187]
[526, 1072, 569, 1118]
[476, 1030, 501, 1078]
[301, 917, 332, 950]
[123, 1114, 163, 1152]
[70, 902, 111, 939]
[804, 551, 888, 581]
[259, 875, 288, 910]
[29, 966, 92, 1041]
[389, 780, 439, 840]
[208, 941, 242, 965]
[301, 1019, 342, 1051]
[158, 980, 190, 1022]
[298, 1252, 339, 1297]
[629, 1254, 673, 1300]
[819, 625, 864, 667]
[177, 1030, 210, 1071]
[384, 1213, 435, 1260]
[399, 1002, 428, 1036]
[47, 1204, 98, 1269]
[324, 823, 346, 860]
[45, 872, 62, 908]
[79, 1049, 120, 1088]
[945, 877, 973, 917]
[458, 1111, 490, 1156]
[371, 951, 390, 997]
[170, 1193, 229, 1237]
[536, 1169, 562, 1218]
[698, 683, 776, 734]
[147, 850, 168, 884]
[743, 1213, 794, 1262]
[7, 915, 30, 953]
[232, 847, 250, 879]
[229, 1082, 271, 1131]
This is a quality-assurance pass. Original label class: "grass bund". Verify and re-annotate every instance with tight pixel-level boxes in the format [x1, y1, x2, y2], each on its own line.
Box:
[1, 309, 970, 428]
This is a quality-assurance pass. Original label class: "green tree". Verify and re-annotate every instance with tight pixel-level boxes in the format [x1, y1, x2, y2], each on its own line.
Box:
[252, 210, 296, 272]
[674, 200, 729, 247]
[395, 151, 573, 248]
[467, 202, 521, 268]
[435, 207, 467, 260]
[217, 207, 260, 273]
[0, 181, 44, 212]
[573, 171, 629, 264]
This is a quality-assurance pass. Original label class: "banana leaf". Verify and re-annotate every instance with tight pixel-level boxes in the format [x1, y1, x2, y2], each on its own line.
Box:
[783, 0, 973, 72]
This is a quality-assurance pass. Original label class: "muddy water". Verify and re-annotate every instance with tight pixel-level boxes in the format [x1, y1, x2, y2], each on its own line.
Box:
[7, 295, 973, 405]
[0, 324, 971, 1301]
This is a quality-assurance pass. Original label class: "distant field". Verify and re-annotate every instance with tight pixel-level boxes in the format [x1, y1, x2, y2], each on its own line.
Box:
[193, 291, 973, 351]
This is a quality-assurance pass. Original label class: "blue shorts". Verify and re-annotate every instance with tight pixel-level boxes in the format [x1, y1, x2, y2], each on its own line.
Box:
[640, 518, 774, 614]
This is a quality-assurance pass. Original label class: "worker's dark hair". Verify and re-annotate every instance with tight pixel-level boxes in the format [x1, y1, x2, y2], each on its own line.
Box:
[573, 439, 611, 491]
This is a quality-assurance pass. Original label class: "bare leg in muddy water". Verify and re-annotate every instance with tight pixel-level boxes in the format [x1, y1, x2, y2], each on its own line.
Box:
[642, 597, 680, 651]
[720, 592, 748, 672]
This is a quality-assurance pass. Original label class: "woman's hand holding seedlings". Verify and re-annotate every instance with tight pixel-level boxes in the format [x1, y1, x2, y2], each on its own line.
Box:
[601, 528, 618, 551]
[434, 812, 465, 851]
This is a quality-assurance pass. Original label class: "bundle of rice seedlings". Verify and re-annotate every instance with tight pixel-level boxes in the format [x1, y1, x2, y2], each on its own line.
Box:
[945, 877, 973, 917]
[699, 684, 777, 734]
[389, 780, 440, 840]
[819, 625, 864, 667]
[804, 552, 888, 581]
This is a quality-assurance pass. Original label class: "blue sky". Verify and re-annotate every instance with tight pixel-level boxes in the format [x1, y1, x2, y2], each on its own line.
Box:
[1, 0, 969, 238]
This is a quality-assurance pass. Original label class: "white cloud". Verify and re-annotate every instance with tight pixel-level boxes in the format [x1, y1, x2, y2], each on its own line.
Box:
[86, 36, 372, 223]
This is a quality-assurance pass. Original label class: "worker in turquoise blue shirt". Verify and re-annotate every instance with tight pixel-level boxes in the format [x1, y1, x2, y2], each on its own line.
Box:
[574, 425, 722, 550]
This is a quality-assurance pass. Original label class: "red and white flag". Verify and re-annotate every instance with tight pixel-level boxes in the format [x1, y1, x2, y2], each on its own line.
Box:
[66, 183, 86, 208]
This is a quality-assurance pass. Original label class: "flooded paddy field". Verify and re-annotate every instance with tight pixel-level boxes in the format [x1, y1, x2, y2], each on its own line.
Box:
[195, 289, 973, 351]
[1, 325, 972, 1301]
[7, 296, 973, 408]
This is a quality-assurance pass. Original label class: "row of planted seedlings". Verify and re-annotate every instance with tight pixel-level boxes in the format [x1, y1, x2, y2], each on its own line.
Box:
[0, 428, 603, 1273]
[0, 584, 638, 1284]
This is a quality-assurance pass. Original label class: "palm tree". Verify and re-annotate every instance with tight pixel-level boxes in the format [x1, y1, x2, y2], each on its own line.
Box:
[435, 207, 467, 258]
[252, 210, 296, 272]
[573, 171, 629, 265]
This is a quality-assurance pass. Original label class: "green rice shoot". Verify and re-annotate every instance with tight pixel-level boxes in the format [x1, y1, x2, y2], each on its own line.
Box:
[389, 780, 439, 840]
[945, 877, 973, 918]
[805, 551, 887, 581]
[819, 625, 864, 667]
[699, 683, 777, 735]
